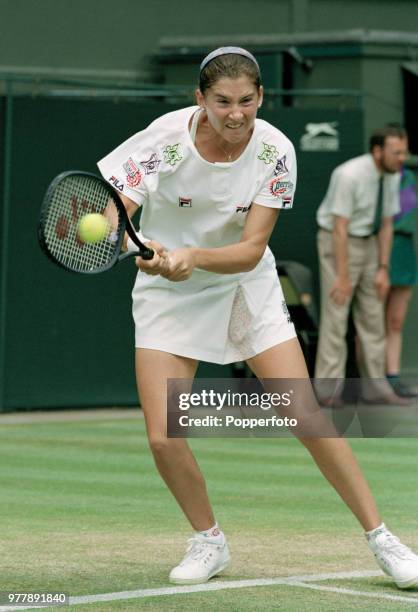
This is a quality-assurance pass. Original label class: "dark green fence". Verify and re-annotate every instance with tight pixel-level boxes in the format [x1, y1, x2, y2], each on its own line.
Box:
[0, 80, 364, 411]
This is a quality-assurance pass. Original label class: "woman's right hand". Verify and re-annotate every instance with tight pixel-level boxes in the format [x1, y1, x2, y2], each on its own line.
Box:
[135, 241, 170, 276]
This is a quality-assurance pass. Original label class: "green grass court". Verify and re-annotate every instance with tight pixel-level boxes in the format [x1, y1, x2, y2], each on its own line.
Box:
[1, 409, 418, 610]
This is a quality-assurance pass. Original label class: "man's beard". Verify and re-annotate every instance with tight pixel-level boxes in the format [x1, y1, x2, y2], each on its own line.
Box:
[380, 160, 399, 174]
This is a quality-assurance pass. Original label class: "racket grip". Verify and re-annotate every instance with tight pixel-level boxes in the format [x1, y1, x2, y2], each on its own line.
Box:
[140, 247, 154, 260]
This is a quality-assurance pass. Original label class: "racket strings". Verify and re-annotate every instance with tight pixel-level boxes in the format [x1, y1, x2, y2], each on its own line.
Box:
[43, 175, 121, 272]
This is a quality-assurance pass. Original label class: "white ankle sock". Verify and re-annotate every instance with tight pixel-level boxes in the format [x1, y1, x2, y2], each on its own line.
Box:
[365, 522, 387, 539]
[199, 522, 222, 540]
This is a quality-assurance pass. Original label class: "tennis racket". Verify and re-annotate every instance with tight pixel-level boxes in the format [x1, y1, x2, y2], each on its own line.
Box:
[38, 171, 154, 274]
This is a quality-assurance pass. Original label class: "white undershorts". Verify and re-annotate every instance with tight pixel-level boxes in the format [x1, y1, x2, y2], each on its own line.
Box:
[132, 255, 296, 364]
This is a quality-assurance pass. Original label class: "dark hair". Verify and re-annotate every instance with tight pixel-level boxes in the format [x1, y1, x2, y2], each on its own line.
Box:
[369, 125, 407, 151]
[199, 54, 261, 95]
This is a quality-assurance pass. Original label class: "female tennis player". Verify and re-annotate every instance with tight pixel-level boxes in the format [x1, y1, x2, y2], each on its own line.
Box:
[98, 47, 418, 589]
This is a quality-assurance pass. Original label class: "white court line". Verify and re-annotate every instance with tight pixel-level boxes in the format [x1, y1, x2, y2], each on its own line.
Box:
[289, 581, 418, 605]
[1, 569, 417, 611]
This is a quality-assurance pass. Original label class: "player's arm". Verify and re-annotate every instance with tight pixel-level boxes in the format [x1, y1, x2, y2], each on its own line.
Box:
[194, 203, 279, 272]
[120, 193, 140, 217]
[118, 194, 142, 250]
[102, 193, 140, 249]
[163, 204, 280, 281]
[118, 193, 168, 272]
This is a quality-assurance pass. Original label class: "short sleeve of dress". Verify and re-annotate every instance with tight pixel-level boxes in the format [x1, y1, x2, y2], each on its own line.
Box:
[97, 128, 154, 206]
[253, 141, 297, 210]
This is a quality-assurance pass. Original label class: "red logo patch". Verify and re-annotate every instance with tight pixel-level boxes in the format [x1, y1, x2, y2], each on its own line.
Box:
[123, 158, 142, 188]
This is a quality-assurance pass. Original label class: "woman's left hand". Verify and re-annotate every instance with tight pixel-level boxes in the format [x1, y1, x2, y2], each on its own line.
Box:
[374, 267, 390, 302]
[161, 248, 196, 282]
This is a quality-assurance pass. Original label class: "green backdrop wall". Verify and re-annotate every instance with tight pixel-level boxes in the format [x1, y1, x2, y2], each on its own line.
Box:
[0, 94, 363, 410]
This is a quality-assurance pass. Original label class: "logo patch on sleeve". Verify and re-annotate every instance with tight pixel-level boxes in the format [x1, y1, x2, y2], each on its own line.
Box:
[282, 197, 293, 208]
[269, 177, 294, 197]
[257, 142, 279, 164]
[273, 154, 289, 176]
[123, 158, 142, 188]
[140, 153, 161, 175]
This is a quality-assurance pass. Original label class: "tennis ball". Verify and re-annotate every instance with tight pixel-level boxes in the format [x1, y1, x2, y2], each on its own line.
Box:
[77, 214, 110, 244]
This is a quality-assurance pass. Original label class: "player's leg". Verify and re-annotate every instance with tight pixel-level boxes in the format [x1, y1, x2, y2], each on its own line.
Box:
[135, 348, 212, 529]
[246, 338, 418, 589]
[385, 285, 413, 393]
[247, 338, 381, 530]
[135, 348, 230, 584]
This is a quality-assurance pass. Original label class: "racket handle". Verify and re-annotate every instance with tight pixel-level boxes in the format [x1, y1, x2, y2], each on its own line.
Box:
[140, 247, 154, 260]
[118, 249, 153, 262]
[119, 247, 154, 261]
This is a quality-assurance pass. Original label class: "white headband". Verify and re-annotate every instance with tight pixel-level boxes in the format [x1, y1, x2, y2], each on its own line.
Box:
[200, 46, 260, 73]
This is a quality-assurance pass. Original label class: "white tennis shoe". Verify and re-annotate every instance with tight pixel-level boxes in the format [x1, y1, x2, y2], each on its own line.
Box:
[169, 533, 230, 584]
[367, 524, 418, 588]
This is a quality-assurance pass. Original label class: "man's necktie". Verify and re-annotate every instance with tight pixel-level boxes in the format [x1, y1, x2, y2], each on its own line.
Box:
[372, 175, 384, 235]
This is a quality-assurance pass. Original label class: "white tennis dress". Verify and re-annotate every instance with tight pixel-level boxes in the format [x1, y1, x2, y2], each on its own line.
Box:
[97, 106, 297, 364]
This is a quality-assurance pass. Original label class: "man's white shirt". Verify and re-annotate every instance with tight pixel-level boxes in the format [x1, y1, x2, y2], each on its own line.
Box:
[316, 153, 400, 236]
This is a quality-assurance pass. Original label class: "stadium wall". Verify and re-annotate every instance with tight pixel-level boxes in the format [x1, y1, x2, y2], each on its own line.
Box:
[1, 0, 418, 409]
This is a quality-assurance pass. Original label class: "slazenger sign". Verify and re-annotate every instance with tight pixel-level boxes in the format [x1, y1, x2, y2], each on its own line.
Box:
[300, 122, 339, 151]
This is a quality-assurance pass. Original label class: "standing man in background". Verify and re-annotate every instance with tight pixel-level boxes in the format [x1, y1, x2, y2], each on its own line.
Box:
[315, 125, 409, 405]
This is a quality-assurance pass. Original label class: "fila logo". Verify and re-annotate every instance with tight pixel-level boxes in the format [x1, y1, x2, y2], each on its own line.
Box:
[109, 176, 124, 192]
[236, 204, 252, 213]
[179, 197, 192, 207]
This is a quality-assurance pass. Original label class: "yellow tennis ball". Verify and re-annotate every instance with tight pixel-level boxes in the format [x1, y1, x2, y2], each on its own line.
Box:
[77, 214, 110, 244]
